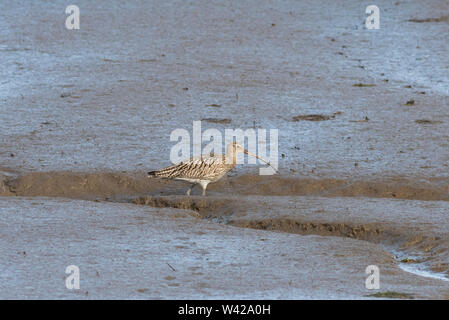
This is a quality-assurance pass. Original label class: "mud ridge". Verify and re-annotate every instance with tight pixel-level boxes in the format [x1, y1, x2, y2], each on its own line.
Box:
[230, 219, 385, 241]
[230, 176, 449, 201]
[1, 171, 448, 202]
[131, 195, 235, 221]
[130, 196, 394, 241]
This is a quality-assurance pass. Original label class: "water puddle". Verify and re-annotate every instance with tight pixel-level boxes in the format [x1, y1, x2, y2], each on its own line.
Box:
[392, 250, 449, 283]
[399, 264, 449, 282]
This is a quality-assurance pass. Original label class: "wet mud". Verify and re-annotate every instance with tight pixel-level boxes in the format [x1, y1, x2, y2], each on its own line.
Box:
[1, 0, 448, 299]
[129, 194, 449, 278]
[1, 169, 448, 284]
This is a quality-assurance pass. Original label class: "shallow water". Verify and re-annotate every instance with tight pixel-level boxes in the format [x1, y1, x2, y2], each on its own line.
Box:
[394, 250, 449, 283]
[399, 264, 449, 283]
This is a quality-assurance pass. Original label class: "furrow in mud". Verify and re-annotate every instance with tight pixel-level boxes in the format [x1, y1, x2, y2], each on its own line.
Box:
[129, 195, 449, 280]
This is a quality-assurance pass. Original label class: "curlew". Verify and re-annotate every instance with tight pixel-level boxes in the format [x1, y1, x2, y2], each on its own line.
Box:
[148, 142, 275, 196]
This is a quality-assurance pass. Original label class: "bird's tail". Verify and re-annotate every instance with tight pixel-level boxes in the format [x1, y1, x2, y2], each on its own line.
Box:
[147, 171, 158, 177]
[148, 164, 180, 178]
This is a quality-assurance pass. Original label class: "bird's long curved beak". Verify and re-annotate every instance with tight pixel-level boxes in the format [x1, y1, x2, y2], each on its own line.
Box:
[244, 150, 277, 172]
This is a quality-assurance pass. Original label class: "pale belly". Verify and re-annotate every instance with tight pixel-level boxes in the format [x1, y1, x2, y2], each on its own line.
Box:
[175, 178, 212, 185]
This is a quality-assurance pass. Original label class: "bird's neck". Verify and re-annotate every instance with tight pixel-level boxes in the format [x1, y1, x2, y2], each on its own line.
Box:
[226, 146, 237, 165]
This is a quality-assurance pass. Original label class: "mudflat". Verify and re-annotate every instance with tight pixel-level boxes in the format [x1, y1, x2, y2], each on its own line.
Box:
[0, 0, 448, 299]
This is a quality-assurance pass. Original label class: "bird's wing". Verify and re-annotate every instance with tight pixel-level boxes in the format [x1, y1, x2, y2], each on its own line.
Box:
[153, 155, 229, 179]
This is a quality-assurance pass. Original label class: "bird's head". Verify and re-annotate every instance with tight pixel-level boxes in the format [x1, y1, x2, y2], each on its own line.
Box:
[230, 142, 245, 154]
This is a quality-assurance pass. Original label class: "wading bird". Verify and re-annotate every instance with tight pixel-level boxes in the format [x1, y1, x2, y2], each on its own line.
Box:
[148, 142, 274, 196]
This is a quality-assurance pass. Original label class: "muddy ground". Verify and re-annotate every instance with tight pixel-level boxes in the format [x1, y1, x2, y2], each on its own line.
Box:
[1, 196, 449, 299]
[0, 0, 448, 299]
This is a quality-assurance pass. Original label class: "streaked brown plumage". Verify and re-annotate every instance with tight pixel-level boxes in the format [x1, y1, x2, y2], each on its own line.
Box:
[148, 142, 272, 196]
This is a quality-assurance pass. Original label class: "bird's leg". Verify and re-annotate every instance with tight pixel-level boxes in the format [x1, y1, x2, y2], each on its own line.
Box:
[186, 183, 196, 196]
[200, 181, 209, 196]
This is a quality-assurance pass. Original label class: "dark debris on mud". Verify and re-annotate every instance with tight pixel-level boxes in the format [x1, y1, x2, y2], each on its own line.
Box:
[407, 15, 449, 23]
